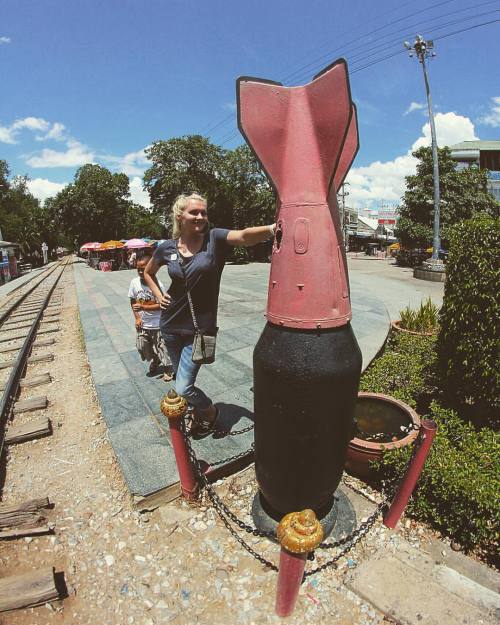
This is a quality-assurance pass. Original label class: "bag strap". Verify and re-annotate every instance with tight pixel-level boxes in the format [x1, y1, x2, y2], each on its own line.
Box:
[177, 244, 200, 333]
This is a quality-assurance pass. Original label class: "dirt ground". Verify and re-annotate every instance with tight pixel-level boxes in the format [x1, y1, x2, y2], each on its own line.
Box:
[0, 264, 439, 625]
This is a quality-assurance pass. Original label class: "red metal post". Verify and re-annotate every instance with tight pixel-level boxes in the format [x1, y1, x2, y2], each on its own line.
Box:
[275, 550, 307, 617]
[160, 390, 198, 500]
[383, 419, 437, 529]
[275, 509, 323, 617]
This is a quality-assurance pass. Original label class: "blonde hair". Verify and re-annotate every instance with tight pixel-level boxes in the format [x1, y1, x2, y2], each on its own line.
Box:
[171, 193, 207, 239]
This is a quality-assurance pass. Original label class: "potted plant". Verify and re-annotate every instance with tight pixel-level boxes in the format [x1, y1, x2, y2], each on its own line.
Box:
[345, 392, 421, 479]
[391, 297, 439, 336]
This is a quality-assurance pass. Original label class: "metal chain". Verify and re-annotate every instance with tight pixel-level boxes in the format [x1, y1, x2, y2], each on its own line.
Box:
[207, 443, 254, 467]
[187, 423, 254, 439]
[180, 413, 413, 577]
[305, 503, 384, 577]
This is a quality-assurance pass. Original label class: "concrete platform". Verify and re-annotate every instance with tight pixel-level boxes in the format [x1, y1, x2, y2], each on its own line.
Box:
[74, 259, 389, 505]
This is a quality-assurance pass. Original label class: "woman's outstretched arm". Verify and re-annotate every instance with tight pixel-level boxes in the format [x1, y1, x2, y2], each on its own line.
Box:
[227, 224, 275, 247]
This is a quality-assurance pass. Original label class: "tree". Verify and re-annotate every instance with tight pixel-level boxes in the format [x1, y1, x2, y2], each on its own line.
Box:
[124, 203, 165, 240]
[396, 146, 499, 248]
[221, 145, 275, 229]
[144, 135, 226, 229]
[50, 164, 131, 245]
[0, 163, 56, 260]
[143, 136, 276, 236]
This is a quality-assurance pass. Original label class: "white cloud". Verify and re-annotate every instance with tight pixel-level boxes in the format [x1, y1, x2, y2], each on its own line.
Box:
[26, 178, 67, 202]
[26, 139, 95, 168]
[36, 122, 66, 142]
[0, 116, 66, 144]
[346, 111, 478, 209]
[404, 102, 426, 116]
[477, 96, 500, 128]
[129, 176, 151, 207]
[0, 36, 11, 44]
[103, 147, 150, 176]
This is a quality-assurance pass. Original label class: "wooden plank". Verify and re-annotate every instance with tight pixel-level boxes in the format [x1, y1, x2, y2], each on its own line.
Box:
[0, 567, 59, 612]
[5, 415, 51, 443]
[0, 332, 29, 343]
[12, 397, 48, 415]
[0, 498, 50, 528]
[0, 525, 52, 539]
[28, 353, 55, 364]
[0, 337, 55, 354]
[0, 353, 54, 368]
[33, 338, 56, 348]
[36, 327, 59, 335]
[0, 373, 51, 391]
[2, 319, 59, 331]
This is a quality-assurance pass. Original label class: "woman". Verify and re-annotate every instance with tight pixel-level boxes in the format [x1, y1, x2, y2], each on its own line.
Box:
[144, 193, 275, 436]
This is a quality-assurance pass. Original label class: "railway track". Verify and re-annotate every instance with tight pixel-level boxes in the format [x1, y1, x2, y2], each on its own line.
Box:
[0, 259, 71, 610]
[0, 259, 68, 456]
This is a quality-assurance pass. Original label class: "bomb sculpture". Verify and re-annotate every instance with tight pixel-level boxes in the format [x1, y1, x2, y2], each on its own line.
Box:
[237, 59, 362, 533]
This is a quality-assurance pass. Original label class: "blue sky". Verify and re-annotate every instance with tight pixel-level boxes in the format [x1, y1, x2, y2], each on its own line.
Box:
[1, 0, 499, 210]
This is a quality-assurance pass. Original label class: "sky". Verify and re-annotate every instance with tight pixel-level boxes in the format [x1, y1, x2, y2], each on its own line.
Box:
[1, 0, 499, 211]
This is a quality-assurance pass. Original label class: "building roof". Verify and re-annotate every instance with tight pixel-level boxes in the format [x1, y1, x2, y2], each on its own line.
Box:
[357, 215, 378, 231]
[449, 140, 500, 152]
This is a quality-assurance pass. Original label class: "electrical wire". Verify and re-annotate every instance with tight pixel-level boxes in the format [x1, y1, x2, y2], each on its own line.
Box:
[209, 4, 499, 142]
[217, 17, 499, 147]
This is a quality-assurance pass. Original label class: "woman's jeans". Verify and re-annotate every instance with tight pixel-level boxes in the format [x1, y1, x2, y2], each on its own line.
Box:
[162, 333, 212, 410]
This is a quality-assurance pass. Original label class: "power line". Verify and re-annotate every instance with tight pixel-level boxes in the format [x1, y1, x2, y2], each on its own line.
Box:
[198, 0, 465, 136]
[282, 0, 460, 83]
[285, 3, 500, 85]
[218, 17, 499, 148]
[210, 5, 498, 142]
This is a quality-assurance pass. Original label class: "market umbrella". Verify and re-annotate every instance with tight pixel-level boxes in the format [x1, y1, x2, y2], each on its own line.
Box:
[80, 242, 101, 252]
[125, 238, 151, 249]
[388, 242, 400, 251]
[98, 240, 125, 250]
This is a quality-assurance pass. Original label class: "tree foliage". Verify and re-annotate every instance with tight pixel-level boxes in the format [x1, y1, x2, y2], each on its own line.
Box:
[144, 135, 275, 235]
[50, 164, 131, 246]
[396, 146, 499, 248]
[437, 216, 500, 423]
[0, 160, 58, 259]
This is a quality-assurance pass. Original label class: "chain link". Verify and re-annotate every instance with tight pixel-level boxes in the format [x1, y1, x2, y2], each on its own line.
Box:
[181, 414, 402, 577]
[207, 443, 254, 468]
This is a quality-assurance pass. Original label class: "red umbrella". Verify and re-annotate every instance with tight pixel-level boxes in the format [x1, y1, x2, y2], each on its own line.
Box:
[80, 242, 101, 252]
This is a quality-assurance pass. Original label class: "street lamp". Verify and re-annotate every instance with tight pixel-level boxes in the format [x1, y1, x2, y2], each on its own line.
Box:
[404, 36, 444, 271]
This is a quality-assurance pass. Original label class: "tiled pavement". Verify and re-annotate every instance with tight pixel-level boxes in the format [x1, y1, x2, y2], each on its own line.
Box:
[74, 259, 389, 500]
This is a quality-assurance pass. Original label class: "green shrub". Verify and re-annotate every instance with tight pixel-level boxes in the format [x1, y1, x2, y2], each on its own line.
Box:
[399, 298, 439, 333]
[437, 216, 500, 422]
[359, 332, 437, 410]
[375, 402, 499, 560]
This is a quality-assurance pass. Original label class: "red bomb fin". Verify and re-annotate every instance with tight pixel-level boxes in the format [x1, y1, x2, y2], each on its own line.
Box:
[237, 59, 354, 204]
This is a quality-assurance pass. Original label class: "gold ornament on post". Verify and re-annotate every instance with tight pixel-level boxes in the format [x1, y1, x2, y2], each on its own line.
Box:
[160, 389, 188, 420]
[277, 509, 324, 553]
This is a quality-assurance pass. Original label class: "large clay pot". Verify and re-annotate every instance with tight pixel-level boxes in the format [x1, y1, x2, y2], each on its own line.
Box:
[345, 392, 420, 479]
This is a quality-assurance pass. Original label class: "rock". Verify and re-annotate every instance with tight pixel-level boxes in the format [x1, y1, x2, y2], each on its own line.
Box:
[104, 554, 114, 566]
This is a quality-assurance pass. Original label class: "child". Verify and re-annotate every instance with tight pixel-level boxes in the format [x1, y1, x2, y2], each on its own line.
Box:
[128, 251, 172, 381]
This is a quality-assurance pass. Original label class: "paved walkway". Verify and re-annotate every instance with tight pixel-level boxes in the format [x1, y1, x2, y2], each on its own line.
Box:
[74, 259, 389, 501]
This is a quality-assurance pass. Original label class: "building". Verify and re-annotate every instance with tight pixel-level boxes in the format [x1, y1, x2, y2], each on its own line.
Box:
[449, 140, 500, 202]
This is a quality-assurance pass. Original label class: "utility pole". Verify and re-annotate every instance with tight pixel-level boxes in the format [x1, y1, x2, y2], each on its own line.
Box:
[337, 182, 350, 248]
[404, 36, 444, 270]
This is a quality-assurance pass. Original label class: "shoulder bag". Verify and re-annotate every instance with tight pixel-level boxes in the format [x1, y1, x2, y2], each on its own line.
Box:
[179, 259, 217, 364]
